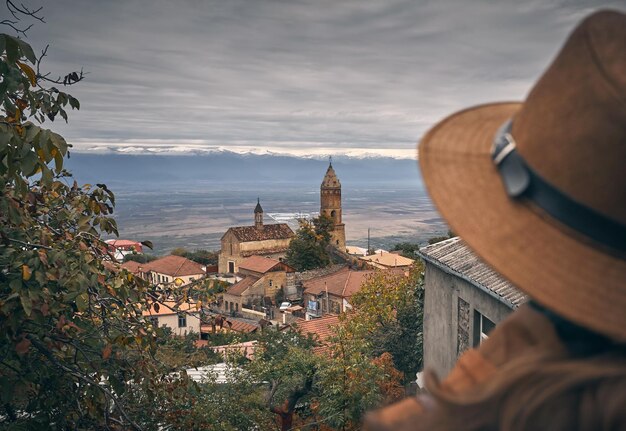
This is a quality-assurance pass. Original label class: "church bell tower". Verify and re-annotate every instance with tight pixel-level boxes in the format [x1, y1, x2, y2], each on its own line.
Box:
[254, 198, 264, 230]
[320, 159, 346, 250]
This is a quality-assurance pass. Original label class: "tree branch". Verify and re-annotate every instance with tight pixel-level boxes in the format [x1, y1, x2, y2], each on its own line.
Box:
[27, 335, 144, 431]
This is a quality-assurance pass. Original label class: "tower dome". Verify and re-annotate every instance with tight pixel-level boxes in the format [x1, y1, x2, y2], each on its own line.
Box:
[321, 163, 341, 188]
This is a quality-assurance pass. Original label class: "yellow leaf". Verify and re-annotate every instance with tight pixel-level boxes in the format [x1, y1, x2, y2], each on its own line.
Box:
[16, 61, 37, 86]
[22, 265, 31, 281]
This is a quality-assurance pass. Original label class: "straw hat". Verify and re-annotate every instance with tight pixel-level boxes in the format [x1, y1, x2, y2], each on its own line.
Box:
[419, 10, 626, 341]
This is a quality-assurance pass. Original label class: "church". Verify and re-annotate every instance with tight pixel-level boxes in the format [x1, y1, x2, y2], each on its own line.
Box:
[218, 161, 346, 274]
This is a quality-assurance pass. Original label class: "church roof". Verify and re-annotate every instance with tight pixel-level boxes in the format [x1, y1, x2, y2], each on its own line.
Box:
[226, 223, 295, 242]
[254, 198, 263, 214]
[321, 163, 341, 188]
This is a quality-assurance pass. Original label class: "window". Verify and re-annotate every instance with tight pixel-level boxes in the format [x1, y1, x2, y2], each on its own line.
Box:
[473, 310, 495, 346]
[228, 261, 235, 273]
[235, 303, 239, 312]
[269, 280, 273, 287]
[178, 314, 187, 328]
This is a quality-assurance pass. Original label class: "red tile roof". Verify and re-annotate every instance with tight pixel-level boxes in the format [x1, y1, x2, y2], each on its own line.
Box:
[120, 260, 142, 273]
[295, 315, 340, 354]
[142, 255, 205, 277]
[303, 267, 374, 298]
[201, 319, 259, 333]
[142, 301, 198, 317]
[239, 255, 294, 274]
[239, 256, 282, 273]
[226, 224, 294, 242]
[106, 239, 142, 247]
[226, 276, 259, 296]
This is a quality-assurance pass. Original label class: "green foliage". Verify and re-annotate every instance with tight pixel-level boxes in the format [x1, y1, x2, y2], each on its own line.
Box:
[123, 252, 158, 263]
[345, 263, 425, 383]
[427, 230, 456, 245]
[150, 330, 221, 372]
[316, 324, 382, 430]
[286, 215, 334, 271]
[171, 247, 218, 265]
[391, 241, 420, 258]
[0, 29, 162, 430]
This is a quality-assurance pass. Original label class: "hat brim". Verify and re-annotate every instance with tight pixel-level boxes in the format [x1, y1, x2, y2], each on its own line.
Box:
[419, 102, 626, 341]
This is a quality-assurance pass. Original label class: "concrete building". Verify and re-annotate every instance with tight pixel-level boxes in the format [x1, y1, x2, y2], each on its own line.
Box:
[303, 267, 374, 319]
[320, 162, 346, 250]
[419, 237, 527, 377]
[105, 239, 143, 261]
[218, 200, 295, 274]
[143, 301, 202, 336]
[221, 255, 296, 314]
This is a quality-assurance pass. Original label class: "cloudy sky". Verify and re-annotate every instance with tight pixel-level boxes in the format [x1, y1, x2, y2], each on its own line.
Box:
[17, 0, 624, 159]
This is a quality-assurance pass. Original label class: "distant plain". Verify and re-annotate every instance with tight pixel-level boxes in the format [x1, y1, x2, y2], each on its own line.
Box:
[67, 152, 448, 255]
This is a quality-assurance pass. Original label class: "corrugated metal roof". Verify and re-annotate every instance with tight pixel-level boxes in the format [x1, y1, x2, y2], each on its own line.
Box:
[418, 237, 527, 309]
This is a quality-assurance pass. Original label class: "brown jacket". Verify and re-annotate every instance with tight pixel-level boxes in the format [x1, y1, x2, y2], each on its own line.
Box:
[364, 304, 566, 430]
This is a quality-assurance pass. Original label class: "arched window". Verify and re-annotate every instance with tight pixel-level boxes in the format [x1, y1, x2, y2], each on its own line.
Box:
[331, 210, 336, 218]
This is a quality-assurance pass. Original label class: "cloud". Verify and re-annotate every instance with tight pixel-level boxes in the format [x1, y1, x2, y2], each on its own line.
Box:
[19, 0, 624, 158]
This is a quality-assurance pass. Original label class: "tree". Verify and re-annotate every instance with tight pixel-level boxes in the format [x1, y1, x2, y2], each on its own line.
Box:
[317, 324, 404, 431]
[391, 242, 420, 259]
[286, 214, 334, 271]
[0, 18, 161, 429]
[247, 329, 318, 431]
[171, 247, 219, 265]
[347, 263, 425, 383]
[123, 252, 157, 263]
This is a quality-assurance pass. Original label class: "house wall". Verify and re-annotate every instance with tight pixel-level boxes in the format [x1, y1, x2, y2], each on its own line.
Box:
[222, 292, 243, 314]
[423, 264, 514, 378]
[218, 233, 291, 274]
[218, 231, 240, 274]
[153, 312, 201, 336]
[148, 271, 204, 287]
[261, 271, 286, 298]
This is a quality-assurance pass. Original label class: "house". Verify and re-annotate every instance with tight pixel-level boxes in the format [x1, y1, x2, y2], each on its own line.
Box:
[418, 237, 527, 377]
[200, 315, 261, 335]
[141, 255, 206, 287]
[359, 250, 415, 270]
[302, 267, 374, 319]
[218, 200, 295, 274]
[221, 255, 295, 314]
[345, 245, 368, 256]
[105, 239, 143, 261]
[293, 315, 340, 354]
[143, 301, 202, 336]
